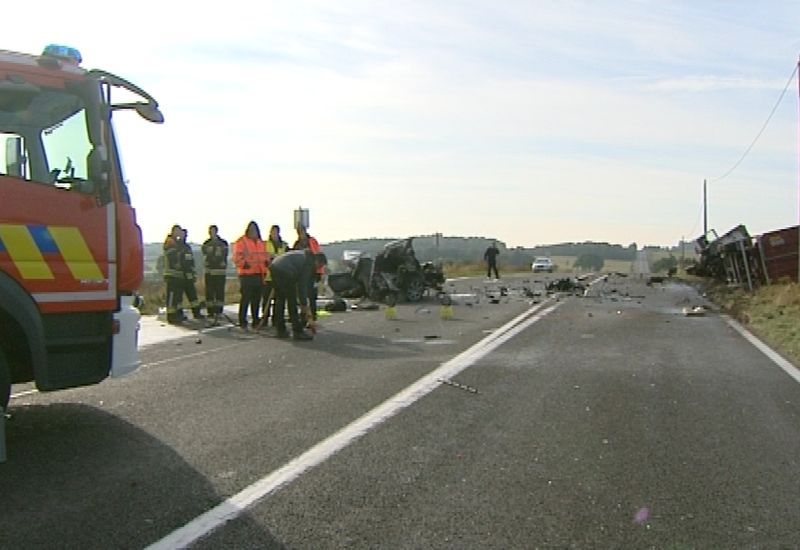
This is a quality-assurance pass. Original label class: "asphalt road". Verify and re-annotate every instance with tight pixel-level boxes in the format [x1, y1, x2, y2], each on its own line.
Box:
[3, 274, 800, 548]
[633, 249, 651, 277]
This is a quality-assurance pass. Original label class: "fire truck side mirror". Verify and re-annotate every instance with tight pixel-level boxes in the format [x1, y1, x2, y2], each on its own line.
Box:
[4, 137, 24, 178]
[134, 102, 164, 124]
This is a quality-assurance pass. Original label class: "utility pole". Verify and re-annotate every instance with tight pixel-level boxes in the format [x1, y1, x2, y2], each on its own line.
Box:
[797, 56, 800, 282]
[703, 179, 708, 237]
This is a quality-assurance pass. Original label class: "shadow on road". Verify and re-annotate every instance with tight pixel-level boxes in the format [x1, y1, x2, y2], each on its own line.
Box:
[0, 404, 284, 549]
[316, 329, 427, 360]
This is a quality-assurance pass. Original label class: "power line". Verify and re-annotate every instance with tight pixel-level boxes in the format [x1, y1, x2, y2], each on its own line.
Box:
[711, 64, 798, 182]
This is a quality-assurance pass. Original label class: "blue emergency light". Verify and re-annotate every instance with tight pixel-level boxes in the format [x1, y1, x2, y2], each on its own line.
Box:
[41, 44, 82, 65]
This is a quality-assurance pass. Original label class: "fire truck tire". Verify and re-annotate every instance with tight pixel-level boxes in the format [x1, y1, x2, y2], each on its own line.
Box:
[0, 348, 9, 412]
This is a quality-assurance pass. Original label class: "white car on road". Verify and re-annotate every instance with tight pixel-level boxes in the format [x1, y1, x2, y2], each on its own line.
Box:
[532, 257, 554, 273]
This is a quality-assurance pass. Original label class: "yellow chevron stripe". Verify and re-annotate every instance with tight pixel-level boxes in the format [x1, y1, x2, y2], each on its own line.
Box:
[0, 225, 54, 280]
[48, 226, 104, 281]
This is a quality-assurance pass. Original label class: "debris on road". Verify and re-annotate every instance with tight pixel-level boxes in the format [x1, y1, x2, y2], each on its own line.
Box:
[438, 378, 479, 394]
[682, 306, 707, 317]
[546, 278, 586, 294]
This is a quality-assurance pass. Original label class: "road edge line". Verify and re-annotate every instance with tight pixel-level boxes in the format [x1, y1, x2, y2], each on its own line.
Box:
[722, 314, 800, 385]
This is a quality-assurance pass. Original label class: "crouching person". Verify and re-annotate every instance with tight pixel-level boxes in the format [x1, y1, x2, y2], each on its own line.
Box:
[269, 249, 327, 341]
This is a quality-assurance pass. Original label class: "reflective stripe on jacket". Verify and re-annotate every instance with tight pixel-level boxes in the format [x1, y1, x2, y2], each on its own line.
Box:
[264, 239, 288, 281]
[163, 236, 183, 279]
[202, 236, 229, 276]
[233, 236, 267, 276]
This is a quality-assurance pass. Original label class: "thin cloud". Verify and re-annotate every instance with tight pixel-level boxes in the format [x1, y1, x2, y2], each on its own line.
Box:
[644, 75, 790, 93]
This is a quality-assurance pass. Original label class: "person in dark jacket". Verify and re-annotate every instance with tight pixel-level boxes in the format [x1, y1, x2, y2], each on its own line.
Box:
[202, 225, 228, 325]
[484, 241, 500, 280]
[180, 228, 204, 320]
[269, 249, 327, 340]
[163, 224, 185, 324]
[262, 224, 289, 328]
[292, 224, 323, 322]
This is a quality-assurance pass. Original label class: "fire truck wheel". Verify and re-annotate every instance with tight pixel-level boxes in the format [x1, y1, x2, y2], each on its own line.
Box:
[0, 348, 9, 412]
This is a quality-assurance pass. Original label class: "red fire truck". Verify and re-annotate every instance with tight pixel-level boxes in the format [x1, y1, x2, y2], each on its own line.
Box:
[0, 45, 162, 419]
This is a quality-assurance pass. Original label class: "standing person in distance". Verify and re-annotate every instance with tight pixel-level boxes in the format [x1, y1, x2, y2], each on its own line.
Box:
[180, 228, 205, 320]
[269, 249, 327, 341]
[292, 224, 323, 322]
[262, 224, 288, 328]
[163, 224, 185, 324]
[484, 241, 500, 280]
[202, 225, 229, 326]
[232, 221, 267, 331]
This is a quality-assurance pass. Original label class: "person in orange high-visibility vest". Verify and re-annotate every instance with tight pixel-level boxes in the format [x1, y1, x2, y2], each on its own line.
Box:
[292, 224, 324, 322]
[232, 221, 267, 330]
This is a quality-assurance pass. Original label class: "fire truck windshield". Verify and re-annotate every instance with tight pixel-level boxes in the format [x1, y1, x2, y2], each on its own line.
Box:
[1, 87, 94, 191]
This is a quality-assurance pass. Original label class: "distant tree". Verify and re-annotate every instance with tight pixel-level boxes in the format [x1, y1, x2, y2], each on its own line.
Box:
[574, 253, 604, 271]
[652, 255, 678, 274]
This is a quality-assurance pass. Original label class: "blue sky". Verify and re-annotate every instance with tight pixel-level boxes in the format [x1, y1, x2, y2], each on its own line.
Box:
[6, 1, 800, 248]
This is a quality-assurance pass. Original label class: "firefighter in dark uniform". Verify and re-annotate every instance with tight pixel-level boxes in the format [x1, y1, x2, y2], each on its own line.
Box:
[163, 224, 185, 324]
[269, 249, 327, 340]
[180, 228, 204, 320]
[202, 224, 228, 326]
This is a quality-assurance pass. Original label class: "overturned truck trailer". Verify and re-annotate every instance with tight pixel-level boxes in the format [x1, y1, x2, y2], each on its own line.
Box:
[691, 224, 799, 288]
[754, 225, 800, 284]
[691, 225, 758, 289]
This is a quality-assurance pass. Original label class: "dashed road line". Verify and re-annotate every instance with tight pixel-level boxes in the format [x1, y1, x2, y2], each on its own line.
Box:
[146, 299, 561, 549]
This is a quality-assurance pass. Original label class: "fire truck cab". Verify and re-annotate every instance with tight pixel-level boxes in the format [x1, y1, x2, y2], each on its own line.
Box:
[0, 45, 162, 438]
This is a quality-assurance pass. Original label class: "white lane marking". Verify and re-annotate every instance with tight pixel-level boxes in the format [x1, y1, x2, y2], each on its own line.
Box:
[9, 344, 242, 401]
[146, 300, 562, 550]
[9, 389, 38, 400]
[141, 344, 242, 369]
[723, 315, 800, 385]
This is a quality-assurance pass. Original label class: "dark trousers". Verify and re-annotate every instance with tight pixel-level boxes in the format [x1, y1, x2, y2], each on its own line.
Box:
[272, 272, 302, 333]
[487, 261, 499, 279]
[182, 277, 202, 317]
[165, 277, 184, 323]
[307, 277, 318, 321]
[262, 280, 275, 324]
[205, 274, 226, 315]
[238, 274, 263, 328]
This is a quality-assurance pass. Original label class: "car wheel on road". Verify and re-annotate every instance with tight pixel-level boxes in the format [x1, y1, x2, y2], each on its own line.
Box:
[405, 275, 425, 302]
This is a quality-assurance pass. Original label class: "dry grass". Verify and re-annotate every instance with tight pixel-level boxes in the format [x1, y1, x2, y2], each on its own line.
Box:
[549, 256, 631, 274]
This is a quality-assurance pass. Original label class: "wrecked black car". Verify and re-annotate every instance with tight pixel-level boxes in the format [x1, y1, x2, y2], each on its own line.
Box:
[327, 237, 445, 303]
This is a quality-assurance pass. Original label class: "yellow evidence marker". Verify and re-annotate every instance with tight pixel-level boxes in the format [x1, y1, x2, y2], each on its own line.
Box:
[440, 305, 454, 320]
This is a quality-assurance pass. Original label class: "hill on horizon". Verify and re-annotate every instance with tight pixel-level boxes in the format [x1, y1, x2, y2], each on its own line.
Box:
[143, 235, 688, 276]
